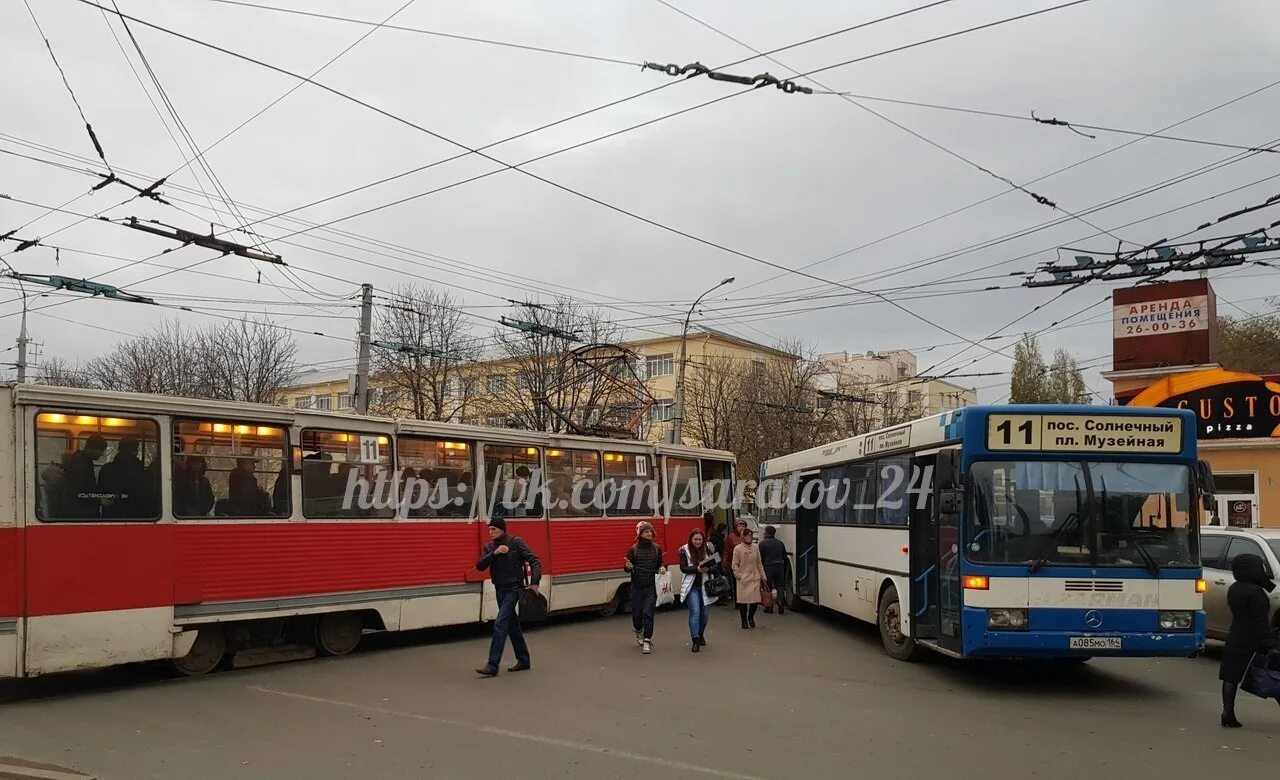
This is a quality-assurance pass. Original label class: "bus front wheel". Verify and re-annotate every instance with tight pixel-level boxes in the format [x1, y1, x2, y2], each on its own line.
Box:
[878, 587, 923, 662]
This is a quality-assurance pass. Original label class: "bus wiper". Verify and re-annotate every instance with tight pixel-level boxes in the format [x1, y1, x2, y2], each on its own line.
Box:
[1029, 510, 1079, 574]
[1124, 533, 1161, 576]
[1099, 474, 1160, 576]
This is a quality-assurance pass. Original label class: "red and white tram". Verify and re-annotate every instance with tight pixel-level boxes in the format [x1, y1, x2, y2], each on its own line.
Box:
[0, 384, 737, 677]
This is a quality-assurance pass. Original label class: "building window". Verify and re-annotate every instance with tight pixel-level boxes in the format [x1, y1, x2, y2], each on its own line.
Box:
[645, 353, 674, 378]
[650, 400, 675, 422]
[380, 389, 402, 407]
[294, 397, 313, 409]
[173, 420, 288, 518]
[314, 396, 333, 411]
[517, 371, 536, 391]
[907, 390, 922, 407]
[485, 414, 507, 428]
[486, 374, 508, 394]
[337, 393, 352, 409]
[35, 412, 161, 521]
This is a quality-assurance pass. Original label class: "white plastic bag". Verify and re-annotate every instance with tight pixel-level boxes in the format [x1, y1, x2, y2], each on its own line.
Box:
[655, 570, 675, 607]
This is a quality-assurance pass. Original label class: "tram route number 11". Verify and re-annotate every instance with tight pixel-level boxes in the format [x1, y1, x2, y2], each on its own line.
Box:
[359, 435, 381, 464]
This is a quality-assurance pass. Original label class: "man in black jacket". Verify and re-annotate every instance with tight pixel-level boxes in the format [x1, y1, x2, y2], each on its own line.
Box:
[476, 517, 541, 677]
[759, 525, 788, 614]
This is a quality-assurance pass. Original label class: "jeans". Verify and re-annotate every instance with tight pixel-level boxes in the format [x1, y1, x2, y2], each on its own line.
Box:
[765, 564, 786, 610]
[487, 587, 530, 669]
[686, 587, 709, 639]
[631, 585, 657, 639]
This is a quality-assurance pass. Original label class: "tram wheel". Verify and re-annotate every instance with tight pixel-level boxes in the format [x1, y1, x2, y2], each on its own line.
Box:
[315, 612, 363, 656]
[878, 587, 923, 662]
[599, 589, 622, 617]
[172, 625, 226, 676]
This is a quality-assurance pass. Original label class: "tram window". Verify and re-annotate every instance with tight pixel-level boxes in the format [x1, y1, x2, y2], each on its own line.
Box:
[173, 420, 288, 518]
[603, 452, 656, 516]
[665, 457, 700, 516]
[876, 456, 911, 526]
[484, 444, 543, 519]
[396, 437, 475, 517]
[700, 459, 733, 531]
[547, 448, 603, 518]
[300, 429, 393, 519]
[35, 412, 160, 522]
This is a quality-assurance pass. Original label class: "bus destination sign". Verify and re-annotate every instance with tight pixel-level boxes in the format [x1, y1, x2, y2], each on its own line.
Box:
[986, 413, 1182, 454]
[859, 425, 911, 457]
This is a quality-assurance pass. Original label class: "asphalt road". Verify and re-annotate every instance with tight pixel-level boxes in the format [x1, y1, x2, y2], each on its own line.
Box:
[0, 606, 1274, 780]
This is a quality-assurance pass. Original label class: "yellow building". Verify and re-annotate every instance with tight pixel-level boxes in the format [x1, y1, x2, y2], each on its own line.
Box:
[282, 327, 798, 447]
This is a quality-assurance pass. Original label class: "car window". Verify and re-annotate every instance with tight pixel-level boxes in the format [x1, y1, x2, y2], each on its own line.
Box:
[1224, 537, 1268, 575]
[1200, 534, 1229, 569]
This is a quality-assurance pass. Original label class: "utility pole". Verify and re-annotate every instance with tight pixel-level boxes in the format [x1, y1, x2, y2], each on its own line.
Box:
[672, 277, 734, 445]
[355, 283, 373, 414]
[15, 305, 28, 383]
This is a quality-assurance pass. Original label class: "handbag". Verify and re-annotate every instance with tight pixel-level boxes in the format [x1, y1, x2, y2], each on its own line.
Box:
[760, 586, 774, 609]
[517, 588, 548, 624]
[655, 571, 675, 607]
[1241, 652, 1280, 699]
[705, 572, 731, 598]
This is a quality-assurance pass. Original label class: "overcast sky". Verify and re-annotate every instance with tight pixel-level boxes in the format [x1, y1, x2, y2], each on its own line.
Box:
[2, 0, 1278, 401]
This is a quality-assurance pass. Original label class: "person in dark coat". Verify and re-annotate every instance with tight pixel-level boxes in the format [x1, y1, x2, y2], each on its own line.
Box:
[624, 521, 666, 654]
[1220, 553, 1278, 727]
[475, 517, 541, 677]
[64, 434, 107, 518]
[759, 525, 788, 614]
[98, 437, 146, 518]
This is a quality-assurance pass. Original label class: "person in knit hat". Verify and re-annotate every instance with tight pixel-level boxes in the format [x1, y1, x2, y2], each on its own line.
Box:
[475, 516, 541, 677]
[624, 521, 666, 654]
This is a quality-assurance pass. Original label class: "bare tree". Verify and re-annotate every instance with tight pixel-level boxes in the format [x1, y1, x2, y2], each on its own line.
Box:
[45, 317, 298, 402]
[198, 317, 300, 403]
[370, 285, 478, 421]
[33, 357, 94, 388]
[488, 299, 634, 433]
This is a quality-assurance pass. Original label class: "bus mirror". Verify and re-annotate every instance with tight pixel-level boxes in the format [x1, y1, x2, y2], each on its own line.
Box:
[939, 488, 963, 515]
[1197, 460, 1216, 496]
[934, 449, 961, 490]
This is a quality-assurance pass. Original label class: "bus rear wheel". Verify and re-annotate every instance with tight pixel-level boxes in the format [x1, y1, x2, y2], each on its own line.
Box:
[315, 612, 363, 656]
[878, 587, 923, 662]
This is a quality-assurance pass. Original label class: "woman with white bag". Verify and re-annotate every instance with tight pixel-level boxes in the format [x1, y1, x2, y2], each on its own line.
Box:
[679, 528, 720, 652]
[624, 521, 666, 655]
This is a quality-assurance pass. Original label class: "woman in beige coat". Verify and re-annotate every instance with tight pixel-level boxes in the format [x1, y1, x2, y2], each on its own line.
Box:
[732, 527, 767, 629]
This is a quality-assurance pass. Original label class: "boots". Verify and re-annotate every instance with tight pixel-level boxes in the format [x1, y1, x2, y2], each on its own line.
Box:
[1222, 681, 1243, 728]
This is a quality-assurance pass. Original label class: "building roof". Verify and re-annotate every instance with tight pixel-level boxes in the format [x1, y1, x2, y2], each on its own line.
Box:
[625, 325, 797, 359]
[285, 366, 352, 389]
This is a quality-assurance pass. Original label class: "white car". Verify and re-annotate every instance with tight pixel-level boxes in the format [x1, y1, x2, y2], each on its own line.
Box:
[1199, 527, 1280, 640]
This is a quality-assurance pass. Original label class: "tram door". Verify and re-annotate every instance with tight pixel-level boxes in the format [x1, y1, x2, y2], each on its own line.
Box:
[793, 472, 820, 602]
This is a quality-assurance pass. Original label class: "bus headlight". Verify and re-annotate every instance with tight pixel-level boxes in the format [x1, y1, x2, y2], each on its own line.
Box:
[987, 608, 1028, 631]
[1159, 611, 1194, 631]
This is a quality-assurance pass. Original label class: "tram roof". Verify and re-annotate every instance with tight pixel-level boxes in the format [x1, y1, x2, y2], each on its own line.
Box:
[6, 384, 734, 460]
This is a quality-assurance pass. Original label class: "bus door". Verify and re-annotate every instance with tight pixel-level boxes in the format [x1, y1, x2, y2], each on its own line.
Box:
[793, 472, 820, 602]
[935, 449, 963, 653]
[908, 453, 938, 640]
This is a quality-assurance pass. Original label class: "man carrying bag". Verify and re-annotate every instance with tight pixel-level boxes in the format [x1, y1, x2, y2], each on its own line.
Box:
[475, 517, 541, 677]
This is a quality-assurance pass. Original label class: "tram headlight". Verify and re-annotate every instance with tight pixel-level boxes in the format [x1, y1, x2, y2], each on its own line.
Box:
[1158, 611, 1194, 631]
[986, 608, 1028, 631]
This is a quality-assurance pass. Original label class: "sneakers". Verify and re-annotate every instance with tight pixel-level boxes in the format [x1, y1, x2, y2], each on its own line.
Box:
[641, 639, 652, 654]
[635, 630, 644, 646]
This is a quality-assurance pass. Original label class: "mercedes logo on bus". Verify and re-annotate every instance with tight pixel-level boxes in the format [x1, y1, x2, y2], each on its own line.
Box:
[1084, 610, 1104, 629]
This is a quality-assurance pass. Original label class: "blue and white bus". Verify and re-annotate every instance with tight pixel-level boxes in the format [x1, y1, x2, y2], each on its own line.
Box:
[759, 405, 1212, 661]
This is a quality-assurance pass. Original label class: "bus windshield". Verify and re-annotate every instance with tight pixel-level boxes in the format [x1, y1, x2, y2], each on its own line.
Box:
[967, 460, 1196, 569]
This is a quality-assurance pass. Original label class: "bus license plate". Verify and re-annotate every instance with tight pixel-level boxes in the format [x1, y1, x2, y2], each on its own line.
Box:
[1069, 636, 1121, 650]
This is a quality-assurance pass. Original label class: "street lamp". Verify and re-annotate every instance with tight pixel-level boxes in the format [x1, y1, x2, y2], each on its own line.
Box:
[672, 277, 734, 444]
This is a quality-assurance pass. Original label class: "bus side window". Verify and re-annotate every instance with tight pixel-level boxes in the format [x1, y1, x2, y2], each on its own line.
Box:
[35, 411, 161, 522]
